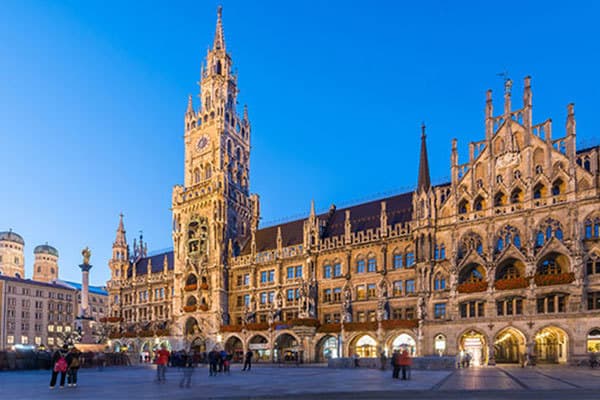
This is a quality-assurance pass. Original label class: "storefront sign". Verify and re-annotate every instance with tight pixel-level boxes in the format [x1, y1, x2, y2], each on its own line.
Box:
[249, 343, 270, 350]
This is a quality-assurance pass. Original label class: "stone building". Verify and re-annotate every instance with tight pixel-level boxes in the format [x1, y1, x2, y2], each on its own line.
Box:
[0, 230, 26, 278]
[106, 7, 600, 364]
[0, 275, 77, 350]
[55, 280, 108, 322]
[32, 244, 59, 283]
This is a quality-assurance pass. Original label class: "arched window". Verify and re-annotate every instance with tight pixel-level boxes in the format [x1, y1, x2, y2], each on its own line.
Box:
[458, 199, 469, 214]
[433, 274, 446, 291]
[193, 168, 201, 184]
[495, 225, 521, 252]
[459, 264, 485, 284]
[205, 164, 212, 179]
[215, 60, 222, 75]
[587, 329, 600, 353]
[457, 232, 484, 259]
[551, 179, 564, 196]
[583, 158, 591, 172]
[584, 217, 600, 239]
[474, 196, 484, 211]
[494, 192, 506, 207]
[537, 258, 561, 275]
[536, 218, 564, 247]
[533, 183, 545, 199]
[510, 187, 523, 204]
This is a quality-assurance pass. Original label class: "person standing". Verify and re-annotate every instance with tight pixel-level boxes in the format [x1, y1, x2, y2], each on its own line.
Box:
[242, 349, 253, 371]
[379, 351, 386, 371]
[179, 350, 194, 388]
[49, 345, 68, 389]
[391, 350, 401, 379]
[352, 353, 360, 368]
[399, 350, 412, 380]
[155, 344, 170, 383]
[208, 348, 219, 376]
[66, 347, 81, 387]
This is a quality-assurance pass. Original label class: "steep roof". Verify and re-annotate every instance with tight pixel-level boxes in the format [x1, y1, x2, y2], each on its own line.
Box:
[127, 250, 174, 278]
[241, 191, 413, 255]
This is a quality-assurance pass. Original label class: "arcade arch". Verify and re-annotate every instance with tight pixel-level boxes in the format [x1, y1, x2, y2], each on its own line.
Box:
[493, 327, 525, 364]
[534, 326, 569, 363]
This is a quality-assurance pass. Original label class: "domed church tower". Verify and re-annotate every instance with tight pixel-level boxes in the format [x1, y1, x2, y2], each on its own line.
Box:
[33, 243, 59, 283]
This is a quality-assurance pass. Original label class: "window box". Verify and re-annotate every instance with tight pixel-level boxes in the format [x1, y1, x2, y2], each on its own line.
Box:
[155, 329, 170, 336]
[107, 316, 123, 323]
[317, 323, 341, 333]
[183, 305, 197, 312]
[457, 281, 488, 293]
[494, 277, 529, 290]
[200, 283, 209, 290]
[380, 319, 418, 330]
[289, 318, 319, 327]
[534, 272, 575, 286]
[221, 325, 244, 332]
[184, 284, 198, 292]
[199, 304, 209, 311]
[343, 321, 377, 331]
[245, 322, 269, 331]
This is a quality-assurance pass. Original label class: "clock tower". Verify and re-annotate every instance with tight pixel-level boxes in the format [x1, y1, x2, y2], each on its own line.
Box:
[171, 6, 255, 348]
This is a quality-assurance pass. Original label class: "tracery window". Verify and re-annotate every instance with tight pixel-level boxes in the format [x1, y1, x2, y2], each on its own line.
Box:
[495, 225, 521, 252]
[457, 232, 484, 259]
[535, 218, 564, 247]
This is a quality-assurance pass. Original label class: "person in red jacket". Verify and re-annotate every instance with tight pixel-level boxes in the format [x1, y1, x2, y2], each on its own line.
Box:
[155, 344, 170, 383]
[398, 350, 412, 380]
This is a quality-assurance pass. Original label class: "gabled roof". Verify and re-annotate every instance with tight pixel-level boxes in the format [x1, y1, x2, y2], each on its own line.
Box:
[127, 251, 174, 278]
[241, 191, 413, 255]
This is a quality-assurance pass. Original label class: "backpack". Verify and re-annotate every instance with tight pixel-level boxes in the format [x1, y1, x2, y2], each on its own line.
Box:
[54, 356, 68, 373]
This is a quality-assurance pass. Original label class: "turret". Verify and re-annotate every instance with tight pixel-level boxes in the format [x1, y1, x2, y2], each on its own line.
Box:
[417, 123, 431, 193]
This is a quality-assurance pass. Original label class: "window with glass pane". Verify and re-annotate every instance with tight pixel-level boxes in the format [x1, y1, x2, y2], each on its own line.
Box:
[357, 311, 366, 322]
[434, 303, 446, 319]
[406, 252, 415, 267]
[268, 292, 275, 303]
[244, 294, 250, 306]
[324, 289, 332, 302]
[367, 258, 377, 272]
[393, 281, 403, 296]
[260, 271, 267, 283]
[287, 267, 294, 280]
[324, 265, 332, 279]
[243, 274, 250, 286]
[356, 285, 366, 300]
[367, 284, 376, 298]
[295, 265, 302, 278]
[405, 280, 415, 294]
[268, 270, 275, 282]
[394, 254, 403, 269]
[356, 260, 365, 273]
[333, 288, 342, 302]
[287, 289, 294, 301]
[334, 263, 342, 277]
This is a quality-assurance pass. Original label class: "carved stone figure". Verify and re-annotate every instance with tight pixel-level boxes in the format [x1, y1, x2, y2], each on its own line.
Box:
[81, 247, 91, 265]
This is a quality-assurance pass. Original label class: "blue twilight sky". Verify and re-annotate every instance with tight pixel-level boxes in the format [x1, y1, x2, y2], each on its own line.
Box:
[1, 1, 599, 286]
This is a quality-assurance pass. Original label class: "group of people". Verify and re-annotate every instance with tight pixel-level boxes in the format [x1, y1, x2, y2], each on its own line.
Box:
[391, 350, 412, 380]
[49, 345, 82, 389]
[456, 351, 473, 368]
[153, 344, 255, 387]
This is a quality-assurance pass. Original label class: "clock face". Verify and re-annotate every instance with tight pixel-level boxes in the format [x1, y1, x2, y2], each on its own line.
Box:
[196, 136, 209, 151]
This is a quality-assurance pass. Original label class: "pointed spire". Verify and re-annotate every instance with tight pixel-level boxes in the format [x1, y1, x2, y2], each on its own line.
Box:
[186, 95, 194, 116]
[417, 123, 431, 193]
[213, 6, 226, 51]
[114, 213, 127, 247]
[504, 78, 513, 116]
[567, 103, 576, 136]
[243, 104, 249, 121]
[309, 199, 316, 219]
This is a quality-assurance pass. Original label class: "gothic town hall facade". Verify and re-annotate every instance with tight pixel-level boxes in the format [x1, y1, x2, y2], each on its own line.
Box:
[106, 8, 600, 365]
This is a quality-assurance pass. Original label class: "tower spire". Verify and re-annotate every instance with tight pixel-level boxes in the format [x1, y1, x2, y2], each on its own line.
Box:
[114, 213, 127, 247]
[417, 123, 431, 193]
[213, 6, 226, 51]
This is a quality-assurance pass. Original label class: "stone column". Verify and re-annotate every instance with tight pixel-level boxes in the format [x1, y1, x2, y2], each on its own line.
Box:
[79, 263, 92, 317]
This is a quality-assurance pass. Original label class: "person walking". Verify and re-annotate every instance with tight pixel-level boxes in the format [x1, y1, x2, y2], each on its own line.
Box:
[223, 351, 231, 375]
[391, 350, 401, 379]
[379, 351, 386, 371]
[155, 344, 170, 383]
[242, 349, 253, 371]
[49, 345, 69, 389]
[208, 348, 219, 376]
[66, 347, 81, 387]
[179, 350, 194, 388]
[399, 350, 412, 380]
[219, 349, 227, 373]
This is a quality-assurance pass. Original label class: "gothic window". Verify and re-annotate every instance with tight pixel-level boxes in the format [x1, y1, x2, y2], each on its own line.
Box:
[535, 218, 564, 247]
[584, 158, 591, 172]
[473, 196, 484, 211]
[495, 225, 521, 252]
[433, 274, 446, 291]
[533, 183, 545, 199]
[215, 60, 222, 75]
[205, 164, 212, 179]
[551, 179, 564, 196]
[193, 168, 201, 184]
[584, 217, 600, 239]
[535, 165, 543, 175]
[494, 192, 506, 207]
[356, 259, 365, 274]
[537, 253, 566, 275]
[496, 261, 521, 280]
[227, 140, 232, 154]
[586, 255, 600, 275]
[510, 187, 523, 204]
[393, 253, 403, 269]
[406, 252, 415, 267]
[457, 232, 484, 259]
[459, 264, 485, 284]
[458, 199, 469, 214]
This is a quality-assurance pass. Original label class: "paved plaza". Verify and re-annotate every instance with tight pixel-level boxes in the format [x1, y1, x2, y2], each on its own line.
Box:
[2, 364, 600, 399]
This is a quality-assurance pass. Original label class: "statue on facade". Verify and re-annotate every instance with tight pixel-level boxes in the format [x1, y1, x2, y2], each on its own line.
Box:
[81, 247, 91, 265]
[342, 286, 352, 323]
[298, 280, 309, 318]
[308, 279, 318, 318]
[417, 296, 427, 320]
[377, 280, 390, 321]
[274, 290, 283, 321]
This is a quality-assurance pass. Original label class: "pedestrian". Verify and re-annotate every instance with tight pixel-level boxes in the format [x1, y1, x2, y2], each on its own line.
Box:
[352, 353, 360, 368]
[66, 347, 81, 387]
[179, 350, 194, 388]
[399, 350, 412, 380]
[379, 351, 386, 371]
[96, 351, 106, 371]
[49, 345, 69, 389]
[223, 352, 231, 375]
[465, 352, 472, 368]
[242, 349, 253, 371]
[219, 349, 227, 373]
[456, 351, 462, 369]
[155, 344, 170, 383]
[391, 350, 401, 379]
[208, 348, 219, 376]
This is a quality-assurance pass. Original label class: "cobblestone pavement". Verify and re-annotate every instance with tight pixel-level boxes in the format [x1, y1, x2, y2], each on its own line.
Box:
[2, 364, 600, 399]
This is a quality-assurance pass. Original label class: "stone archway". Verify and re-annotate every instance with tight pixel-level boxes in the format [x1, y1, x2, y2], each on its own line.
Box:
[350, 334, 378, 358]
[494, 327, 526, 363]
[274, 333, 301, 363]
[458, 329, 487, 366]
[248, 334, 269, 362]
[224, 336, 244, 362]
[534, 326, 569, 363]
[389, 333, 417, 357]
[315, 335, 338, 362]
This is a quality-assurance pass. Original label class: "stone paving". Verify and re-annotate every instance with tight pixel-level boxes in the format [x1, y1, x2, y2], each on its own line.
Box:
[2, 364, 600, 399]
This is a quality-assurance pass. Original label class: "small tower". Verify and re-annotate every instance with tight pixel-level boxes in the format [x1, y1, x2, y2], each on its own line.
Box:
[0, 230, 25, 278]
[417, 123, 431, 194]
[32, 243, 59, 283]
[109, 214, 129, 281]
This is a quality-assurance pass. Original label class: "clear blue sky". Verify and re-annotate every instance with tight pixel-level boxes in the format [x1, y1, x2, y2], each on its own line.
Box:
[1, 0, 599, 286]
